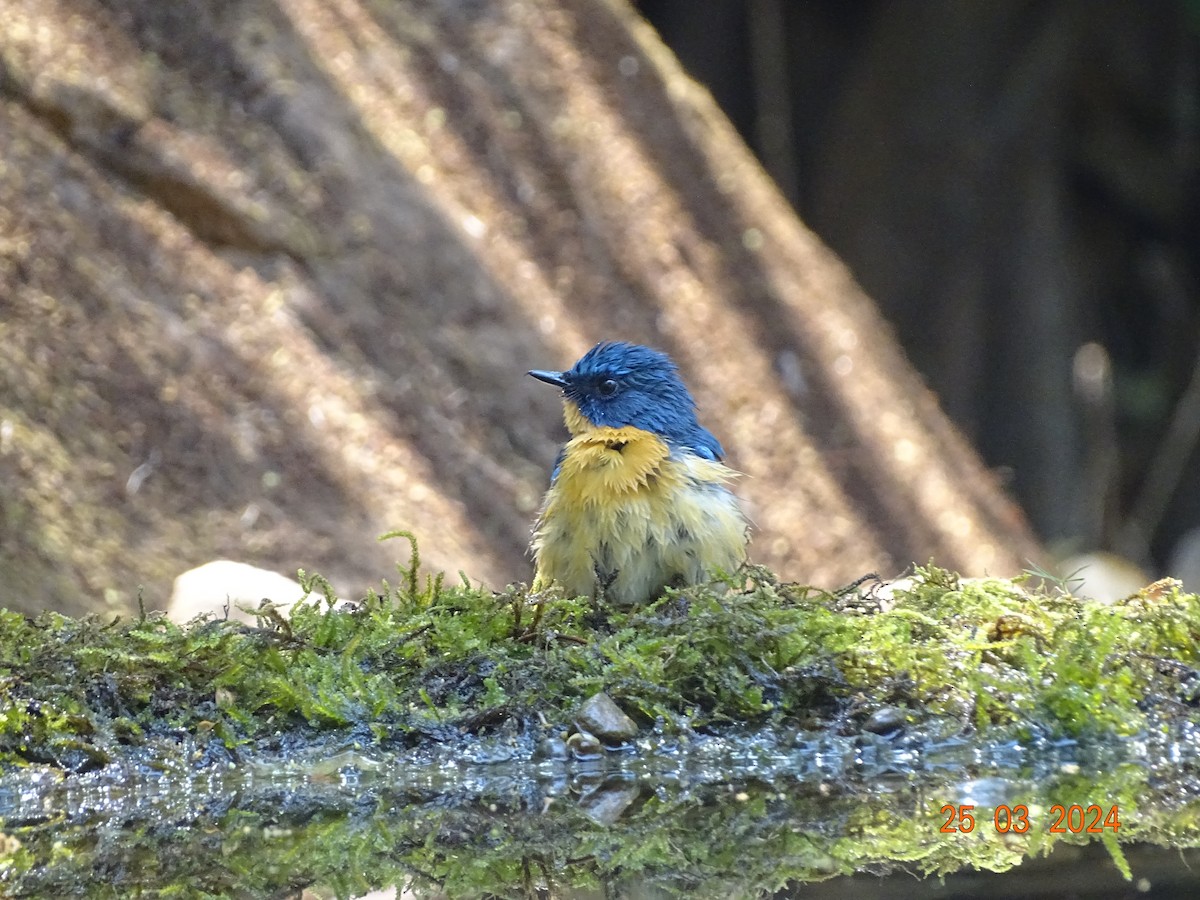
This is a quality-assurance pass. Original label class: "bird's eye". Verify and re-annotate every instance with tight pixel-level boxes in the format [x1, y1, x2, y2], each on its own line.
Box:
[597, 378, 619, 397]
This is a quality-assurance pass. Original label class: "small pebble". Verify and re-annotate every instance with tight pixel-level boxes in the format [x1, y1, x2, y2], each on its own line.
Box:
[863, 706, 907, 735]
[575, 692, 638, 744]
[566, 730, 603, 760]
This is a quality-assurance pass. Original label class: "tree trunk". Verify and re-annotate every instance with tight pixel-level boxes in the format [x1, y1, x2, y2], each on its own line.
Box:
[0, 0, 1040, 615]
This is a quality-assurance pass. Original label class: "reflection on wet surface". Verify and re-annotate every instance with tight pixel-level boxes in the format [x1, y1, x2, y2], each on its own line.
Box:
[3, 724, 1200, 897]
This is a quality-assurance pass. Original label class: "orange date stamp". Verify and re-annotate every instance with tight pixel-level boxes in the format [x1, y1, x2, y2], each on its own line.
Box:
[939, 803, 1121, 834]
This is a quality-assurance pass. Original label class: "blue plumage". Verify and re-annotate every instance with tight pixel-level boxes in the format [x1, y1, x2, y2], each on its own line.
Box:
[530, 341, 725, 466]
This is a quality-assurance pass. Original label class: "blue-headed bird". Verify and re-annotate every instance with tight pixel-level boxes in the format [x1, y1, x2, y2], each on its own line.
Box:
[528, 341, 749, 605]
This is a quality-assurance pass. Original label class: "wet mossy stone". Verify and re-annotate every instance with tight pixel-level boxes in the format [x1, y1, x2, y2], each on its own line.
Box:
[575, 692, 639, 744]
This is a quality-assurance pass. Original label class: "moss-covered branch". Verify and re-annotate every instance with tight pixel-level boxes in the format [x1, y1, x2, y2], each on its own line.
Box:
[1, 559, 1199, 773]
[3, 551, 1200, 896]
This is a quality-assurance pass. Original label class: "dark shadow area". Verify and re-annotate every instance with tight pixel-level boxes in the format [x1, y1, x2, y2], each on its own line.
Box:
[637, 0, 1200, 577]
[559, 0, 1027, 568]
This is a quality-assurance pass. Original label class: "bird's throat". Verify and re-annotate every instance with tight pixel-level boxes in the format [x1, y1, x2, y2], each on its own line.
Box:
[556, 408, 671, 500]
[562, 400, 592, 437]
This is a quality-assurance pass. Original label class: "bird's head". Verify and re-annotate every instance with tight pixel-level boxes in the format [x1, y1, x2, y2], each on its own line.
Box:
[529, 341, 724, 459]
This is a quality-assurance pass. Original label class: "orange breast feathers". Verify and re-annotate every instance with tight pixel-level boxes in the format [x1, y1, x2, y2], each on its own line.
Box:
[554, 425, 673, 502]
[531, 405, 748, 605]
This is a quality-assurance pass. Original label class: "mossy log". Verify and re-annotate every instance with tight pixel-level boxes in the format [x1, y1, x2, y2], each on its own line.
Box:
[3, 558, 1198, 774]
[3, 546, 1200, 894]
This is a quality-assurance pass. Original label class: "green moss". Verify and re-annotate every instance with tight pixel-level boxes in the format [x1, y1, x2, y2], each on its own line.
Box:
[1, 555, 1199, 772]
[2, 548, 1200, 895]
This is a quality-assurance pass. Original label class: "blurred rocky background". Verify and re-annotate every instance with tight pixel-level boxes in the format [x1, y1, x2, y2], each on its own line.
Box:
[641, 0, 1200, 596]
[5, 0, 1194, 615]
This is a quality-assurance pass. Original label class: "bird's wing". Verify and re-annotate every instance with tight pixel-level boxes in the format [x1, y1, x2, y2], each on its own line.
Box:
[549, 446, 567, 484]
[691, 426, 725, 461]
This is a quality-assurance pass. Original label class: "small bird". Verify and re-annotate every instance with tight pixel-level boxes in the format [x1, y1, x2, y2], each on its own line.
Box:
[528, 341, 749, 605]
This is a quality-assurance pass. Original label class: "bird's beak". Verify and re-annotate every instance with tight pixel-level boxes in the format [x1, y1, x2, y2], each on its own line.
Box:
[528, 369, 570, 388]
